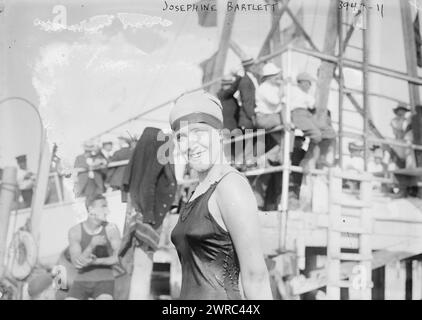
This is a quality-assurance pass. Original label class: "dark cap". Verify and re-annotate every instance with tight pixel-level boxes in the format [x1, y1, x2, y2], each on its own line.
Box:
[16, 155, 27, 163]
[221, 76, 234, 85]
[241, 57, 255, 67]
[348, 142, 364, 152]
[393, 103, 410, 115]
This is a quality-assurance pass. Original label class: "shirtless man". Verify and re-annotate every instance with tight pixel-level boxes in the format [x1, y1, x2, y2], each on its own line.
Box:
[66, 194, 121, 300]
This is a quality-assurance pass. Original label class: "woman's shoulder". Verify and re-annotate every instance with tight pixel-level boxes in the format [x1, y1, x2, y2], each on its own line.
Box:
[216, 165, 243, 181]
[214, 166, 249, 193]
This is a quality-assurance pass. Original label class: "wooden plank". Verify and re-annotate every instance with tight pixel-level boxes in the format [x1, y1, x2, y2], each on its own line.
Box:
[399, 0, 421, 108]
[258, 2, 287, 58]
[31, 139, 52, 248]
[391, 168, 422, 177]
[385, 261, 406, 300]
[339, 253, 372, 261]
[229, 40, 247, 60]
[412, 260, 422, 300]
[209, 0, 237, 94]
[314, 0, 338, 122]
[293, 250, 413, 295]
[326, 169, 342, 299]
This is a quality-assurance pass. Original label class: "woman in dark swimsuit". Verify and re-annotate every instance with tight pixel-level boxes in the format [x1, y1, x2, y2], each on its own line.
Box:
[169, 91, 272, 300]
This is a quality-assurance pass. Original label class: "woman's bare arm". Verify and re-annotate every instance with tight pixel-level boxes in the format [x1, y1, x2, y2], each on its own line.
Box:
[215, 173, 273, 300]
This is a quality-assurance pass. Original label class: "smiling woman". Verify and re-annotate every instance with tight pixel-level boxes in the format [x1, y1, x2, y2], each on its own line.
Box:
[168, 91, 272, 300]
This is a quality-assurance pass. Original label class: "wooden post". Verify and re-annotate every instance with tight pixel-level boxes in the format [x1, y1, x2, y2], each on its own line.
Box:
[399, 0, 421, 108]
[356, 175, 373, 300]
[315, 0, 339, 124]
[338, 7, 345, 168]
[385, 260, 406, 300]
[209, 0, 237, 94]
[362, 0, 370, 171]
[30, 138, 52, 247]
[412, 260, 422, 300]
[258, 2, 287, 58]
[0, 167, 17, 278]
[326, 168, 342, 299]
[0, 1, 6, 99]
[278, 48, 293, 252]
[229, 40, 247, 60]
[269, 2, 282, 68]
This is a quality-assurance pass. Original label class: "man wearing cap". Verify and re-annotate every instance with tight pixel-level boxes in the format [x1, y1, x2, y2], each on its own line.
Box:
[73, 141, 107, 198]
[16, 155, 36, 208]
[391, 103, 411, 141]
[100, 137, 114, 161]
[237, 57, 260, 130]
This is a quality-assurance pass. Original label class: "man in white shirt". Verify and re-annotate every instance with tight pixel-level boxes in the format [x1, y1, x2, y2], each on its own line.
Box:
[255, 62, 285, 164]
[343, 142, 365, 173]
[285, 73, 324, 170]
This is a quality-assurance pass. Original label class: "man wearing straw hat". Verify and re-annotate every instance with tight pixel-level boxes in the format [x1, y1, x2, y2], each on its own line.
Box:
[390, 103, 411, 141]
[254, 62, 285, 165]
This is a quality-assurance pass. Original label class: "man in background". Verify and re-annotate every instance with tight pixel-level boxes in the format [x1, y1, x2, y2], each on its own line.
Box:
[16, 155, 36, 208]
[237, 57, 260, 130]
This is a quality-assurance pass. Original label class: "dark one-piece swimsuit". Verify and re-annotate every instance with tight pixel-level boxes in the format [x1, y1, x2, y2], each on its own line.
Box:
[171, 171, 243, 300]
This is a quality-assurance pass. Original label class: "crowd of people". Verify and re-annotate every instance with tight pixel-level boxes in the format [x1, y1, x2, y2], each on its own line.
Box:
[215, 57, 422, 204]
[216, 57, 337, 206]
[217, 57, 336, 172]
[73, 136, 134, 200]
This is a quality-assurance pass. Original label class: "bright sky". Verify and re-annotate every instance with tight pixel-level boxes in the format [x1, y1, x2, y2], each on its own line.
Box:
[0, 0, 420, 172]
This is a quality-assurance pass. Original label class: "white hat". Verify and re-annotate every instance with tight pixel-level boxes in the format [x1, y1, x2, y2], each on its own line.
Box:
[261, 63, 282, 78]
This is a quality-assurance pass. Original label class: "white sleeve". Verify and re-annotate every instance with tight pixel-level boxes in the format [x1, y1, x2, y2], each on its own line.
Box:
[257, 84, 280, 106]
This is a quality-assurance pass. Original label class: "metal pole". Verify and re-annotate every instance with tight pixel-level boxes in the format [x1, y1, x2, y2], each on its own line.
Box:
[338, 6, 344, 168]
[291, 46, 422, 86]
[279, 47, 292, 252]
[362, 1, 370, 171]
[0, 167, 17, 278]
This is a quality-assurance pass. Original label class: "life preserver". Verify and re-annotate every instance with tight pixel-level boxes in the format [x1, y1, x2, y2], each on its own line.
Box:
[7, 231, 38, 280]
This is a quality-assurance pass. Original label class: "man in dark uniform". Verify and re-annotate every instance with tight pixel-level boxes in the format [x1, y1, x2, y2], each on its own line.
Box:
[237, 57, 260, 130]
[217, 75, 241, 131]
[106, 136, 133, 191]
[66, 194, 121, 300]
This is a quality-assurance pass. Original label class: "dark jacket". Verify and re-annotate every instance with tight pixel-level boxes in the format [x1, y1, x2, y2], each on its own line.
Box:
[122, 127, 177, 229]
[217, 76, 241, 131]
[238, 73, 257, 129]
[106, 147, 133, 190]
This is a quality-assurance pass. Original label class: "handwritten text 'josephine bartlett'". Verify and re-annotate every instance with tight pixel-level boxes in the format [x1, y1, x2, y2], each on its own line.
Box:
[162, 1, 277, 12]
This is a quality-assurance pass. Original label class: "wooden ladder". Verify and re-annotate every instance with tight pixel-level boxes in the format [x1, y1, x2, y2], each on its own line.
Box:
[326, 168, 374, 300]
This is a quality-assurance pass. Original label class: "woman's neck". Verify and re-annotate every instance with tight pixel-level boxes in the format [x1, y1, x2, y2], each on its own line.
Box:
[198, 166, 214, 183]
